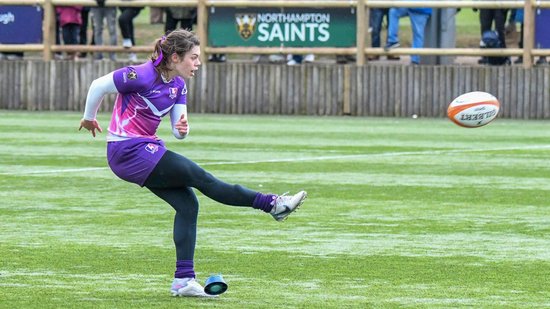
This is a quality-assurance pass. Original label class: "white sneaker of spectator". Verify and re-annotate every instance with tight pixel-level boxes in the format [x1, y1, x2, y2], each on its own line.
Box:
[304, 54, 315, 63]
[287, 59, 298, 66]
[122, 39, 133, 48]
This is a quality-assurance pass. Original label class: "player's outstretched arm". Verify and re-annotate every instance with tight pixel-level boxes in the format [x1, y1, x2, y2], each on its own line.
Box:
[79, 72, 117, 137]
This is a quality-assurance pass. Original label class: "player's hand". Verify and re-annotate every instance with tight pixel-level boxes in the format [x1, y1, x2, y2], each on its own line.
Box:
[175, 113, 189, 136]
[79, 119, 103, 137]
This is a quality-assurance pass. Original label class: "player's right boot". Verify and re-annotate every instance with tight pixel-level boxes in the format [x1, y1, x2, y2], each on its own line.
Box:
[170, 278, 216, 297]
[270, 191, 308, 222]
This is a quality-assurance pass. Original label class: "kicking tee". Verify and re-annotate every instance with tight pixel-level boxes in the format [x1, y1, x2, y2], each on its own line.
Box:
[108, 61, 187, 141]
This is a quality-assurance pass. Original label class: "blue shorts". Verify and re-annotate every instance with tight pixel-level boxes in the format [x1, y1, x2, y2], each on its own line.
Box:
[107, 138, 167, 187]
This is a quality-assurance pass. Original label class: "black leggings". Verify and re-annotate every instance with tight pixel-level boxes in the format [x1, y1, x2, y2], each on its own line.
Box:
[479, 9, 508, 48]
[143, 150, 257, 260]
[118, 7, 142, 45]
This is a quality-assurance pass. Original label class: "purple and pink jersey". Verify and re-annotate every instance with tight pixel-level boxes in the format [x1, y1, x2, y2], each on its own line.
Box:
[108, 61, 187, 141]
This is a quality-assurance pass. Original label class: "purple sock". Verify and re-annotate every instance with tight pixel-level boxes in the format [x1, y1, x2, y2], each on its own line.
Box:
[252, 193, 277, 213]
[174, 260, 195, 279]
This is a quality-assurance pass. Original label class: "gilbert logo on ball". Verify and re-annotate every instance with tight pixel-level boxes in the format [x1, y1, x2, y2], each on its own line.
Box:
[447, 91, 500, 128]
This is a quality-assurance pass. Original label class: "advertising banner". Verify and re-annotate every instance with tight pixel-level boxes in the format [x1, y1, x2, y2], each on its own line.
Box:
[0, 6, 43, 44]
[208, 7, 356, 47]
[535, 9, 550, 48]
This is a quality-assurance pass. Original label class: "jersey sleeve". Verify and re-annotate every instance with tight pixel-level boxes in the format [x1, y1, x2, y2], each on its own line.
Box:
[175, 79, 187, 105]
[82, 72, 117, 120]
[112, 66, 150, 94]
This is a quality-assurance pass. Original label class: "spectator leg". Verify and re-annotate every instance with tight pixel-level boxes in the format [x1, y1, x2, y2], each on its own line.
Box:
[165, 9, 178, 33]
[370, 8, 385, 48]
[106, 8, 118, 60]
[387, 8, 408, 45]
[409, 12, 430, 64]
[92, 8, 105, 60]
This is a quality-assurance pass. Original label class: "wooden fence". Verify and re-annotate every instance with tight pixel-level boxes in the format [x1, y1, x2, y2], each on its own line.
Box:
[1, 60, 549, 119]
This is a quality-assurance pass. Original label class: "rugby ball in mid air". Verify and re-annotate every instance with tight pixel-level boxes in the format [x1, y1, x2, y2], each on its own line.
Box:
[447, 91, 500, 128]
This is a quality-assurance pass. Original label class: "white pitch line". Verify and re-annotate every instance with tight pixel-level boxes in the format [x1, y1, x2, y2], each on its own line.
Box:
[0, 167, 108, 176]
[2, 144, 550, 176]
[203, 144, 550, 165]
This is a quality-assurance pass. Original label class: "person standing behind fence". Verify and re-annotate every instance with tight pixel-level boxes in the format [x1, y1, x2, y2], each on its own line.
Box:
[118, 3, 143, 62]
[384, 6, 432, 65]
[91, 0, 117, 61]
[514, 9, 524, 64]
[476, 8, 507, 64]
[369, 8, 387, 61]
[79, 6, 92, 59]
[369, 8, 399, 61]
[56, 5, 83, 60]
[164, 7, 196, 33]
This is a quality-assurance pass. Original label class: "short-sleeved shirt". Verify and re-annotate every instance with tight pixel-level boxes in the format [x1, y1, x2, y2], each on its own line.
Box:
[108, 61, 187, 142]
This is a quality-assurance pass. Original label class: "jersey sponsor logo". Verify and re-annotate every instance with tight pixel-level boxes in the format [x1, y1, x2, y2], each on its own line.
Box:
[181, 86, 187, 95]
[169, 87, 178, 99]
[145, 143, 159, 154]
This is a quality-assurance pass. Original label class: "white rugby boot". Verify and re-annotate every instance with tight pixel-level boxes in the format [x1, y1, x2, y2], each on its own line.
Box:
[270, 191, 307, 222]
[170, 278, 216, 297]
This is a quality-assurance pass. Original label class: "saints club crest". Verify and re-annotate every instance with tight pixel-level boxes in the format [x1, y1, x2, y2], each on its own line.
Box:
[235, 14, 257, 40]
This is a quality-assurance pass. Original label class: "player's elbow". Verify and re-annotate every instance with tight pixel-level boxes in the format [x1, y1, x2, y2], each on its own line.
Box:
[89, 78, 108, 94]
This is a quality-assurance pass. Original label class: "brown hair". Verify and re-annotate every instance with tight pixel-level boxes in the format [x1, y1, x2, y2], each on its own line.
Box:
[151, 29, 200, 75]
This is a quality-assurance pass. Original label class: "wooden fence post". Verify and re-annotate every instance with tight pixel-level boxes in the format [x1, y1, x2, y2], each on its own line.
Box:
[197, 0, 208, 65]
[357, 0, 367, 66]
[42, 0, 54, 61]
[523, 0, 534, 68]
[343, 65, 351, 114]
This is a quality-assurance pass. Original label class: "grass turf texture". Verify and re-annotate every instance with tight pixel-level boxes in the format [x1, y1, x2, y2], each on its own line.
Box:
[1, 111, 549, 308]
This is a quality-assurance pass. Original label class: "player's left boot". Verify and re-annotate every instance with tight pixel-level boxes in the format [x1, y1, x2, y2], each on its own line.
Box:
[170, 278, 217, 297]
[270, 191, 307, 222]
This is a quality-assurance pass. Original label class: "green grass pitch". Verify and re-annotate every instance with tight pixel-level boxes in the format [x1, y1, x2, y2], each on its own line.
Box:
[1, 111, 549, 308]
